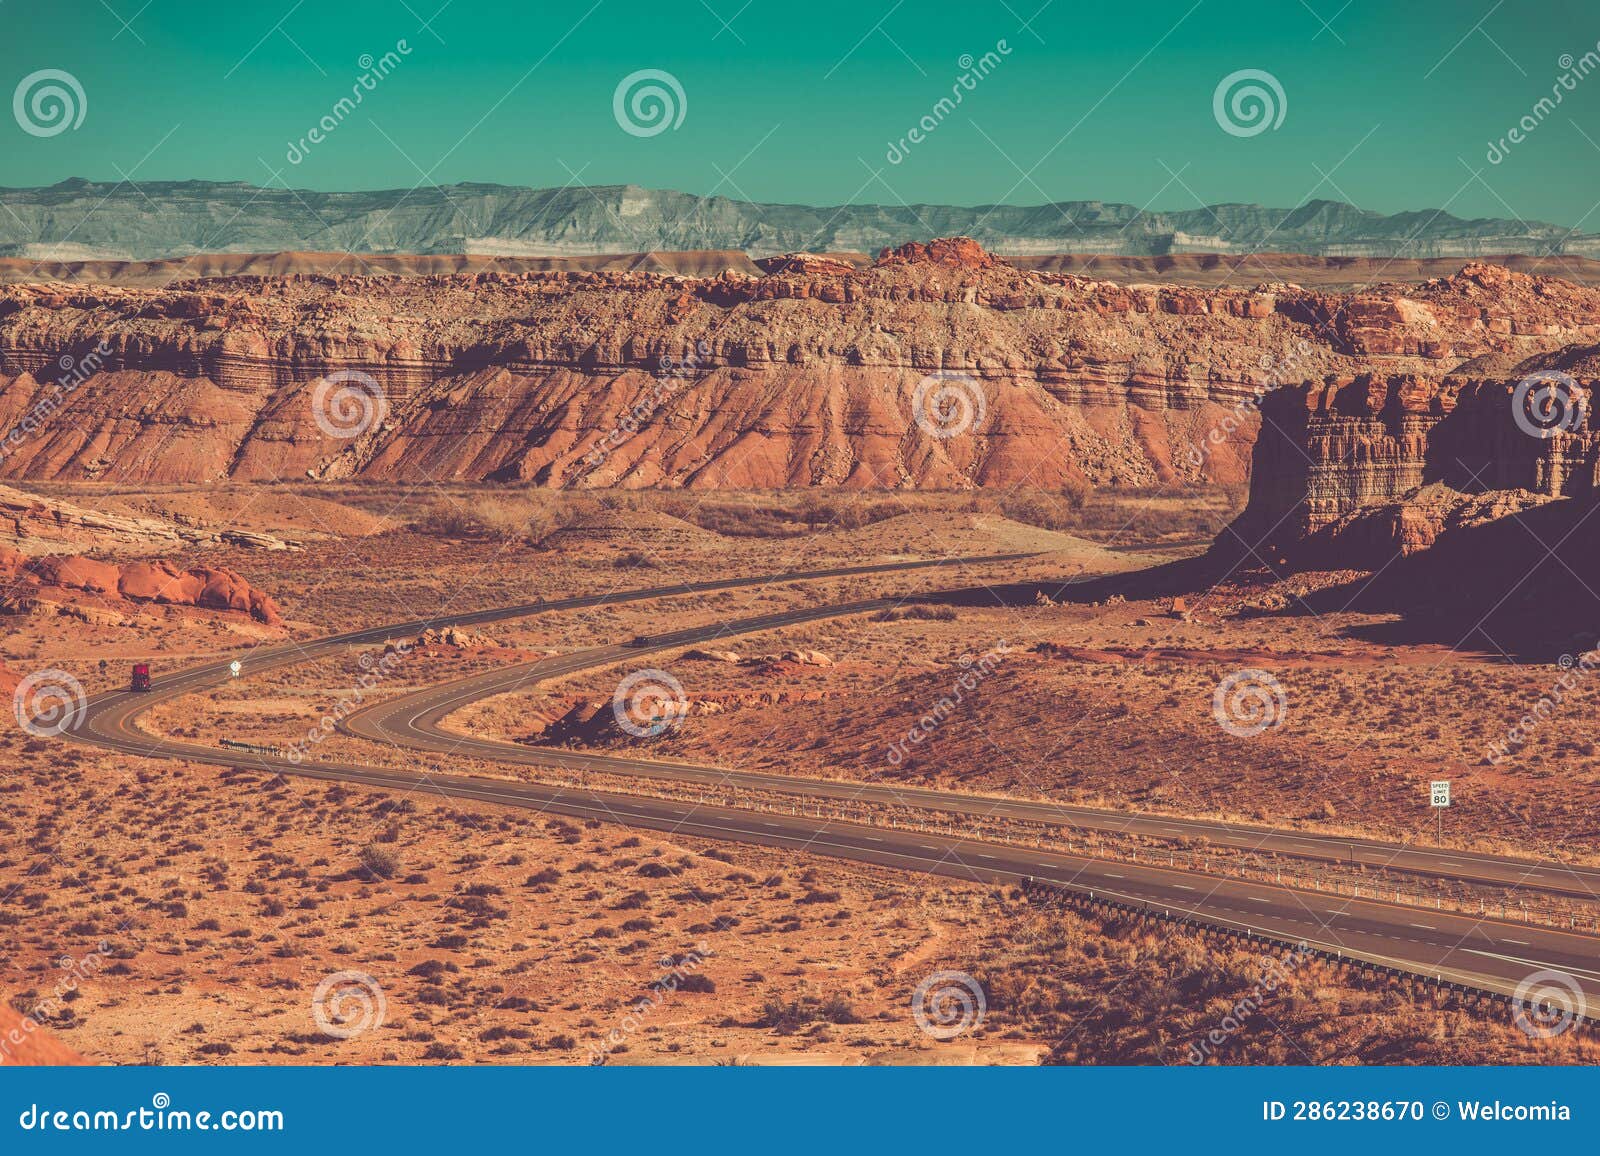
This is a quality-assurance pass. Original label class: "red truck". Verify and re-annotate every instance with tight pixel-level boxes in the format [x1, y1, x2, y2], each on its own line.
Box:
[130, 663, 152, 692]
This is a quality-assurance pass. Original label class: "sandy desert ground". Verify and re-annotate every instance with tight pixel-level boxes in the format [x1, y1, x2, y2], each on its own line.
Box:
[4, 483, 1597, 1066]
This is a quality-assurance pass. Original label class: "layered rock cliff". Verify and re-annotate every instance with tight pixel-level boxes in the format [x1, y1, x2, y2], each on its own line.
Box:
[2, 245, 1598, 490]
[1231, 332, 1600, 564]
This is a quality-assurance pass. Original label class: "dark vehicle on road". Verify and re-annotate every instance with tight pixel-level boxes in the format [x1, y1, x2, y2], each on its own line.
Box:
[130, 663, 152, 692]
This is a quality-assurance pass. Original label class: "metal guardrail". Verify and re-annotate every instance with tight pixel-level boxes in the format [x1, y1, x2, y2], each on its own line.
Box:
[1018, 876, 1596, 1031]
[218, 738, 287, 758]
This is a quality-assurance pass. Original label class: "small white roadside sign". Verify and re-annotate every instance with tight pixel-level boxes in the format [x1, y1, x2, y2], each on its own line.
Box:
[1430, 780, 1451, 808]
[229, 660, 242, 678]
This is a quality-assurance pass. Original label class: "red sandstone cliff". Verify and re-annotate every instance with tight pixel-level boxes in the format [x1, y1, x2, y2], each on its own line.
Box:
[2, 244, 1598, 489]
[1226, 327, 1600, 572]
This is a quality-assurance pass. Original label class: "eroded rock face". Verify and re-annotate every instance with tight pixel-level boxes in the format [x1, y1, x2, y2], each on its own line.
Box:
[3, 247, 1599, 489]
[0, 545, 282, 624]
[1228, 337, 1600, 564]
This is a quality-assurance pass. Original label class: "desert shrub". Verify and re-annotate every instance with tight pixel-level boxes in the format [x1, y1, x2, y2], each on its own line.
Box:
[413, 492, 580, 545]
[357, 844, 399, 880]
[871, 604, 957, 623]
[755, 993, 862, 1032]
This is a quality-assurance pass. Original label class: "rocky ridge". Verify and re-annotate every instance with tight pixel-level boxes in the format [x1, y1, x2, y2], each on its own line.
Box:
[4, 180, 1596, 261]
[0, 483, 293, 553]
[3, 244, 1599, 490]
[0, 545, 283, 625]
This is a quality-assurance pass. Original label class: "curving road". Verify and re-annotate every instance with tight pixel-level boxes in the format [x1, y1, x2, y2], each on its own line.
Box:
[60, 553, 1600, 1010]
[345, 610, 1600, 905]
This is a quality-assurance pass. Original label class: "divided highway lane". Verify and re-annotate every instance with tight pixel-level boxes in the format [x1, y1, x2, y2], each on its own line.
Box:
[61, 551, 1600, 1007]
[51, 723, 1600, 1007]
[346, 611, 1600, 904]
[70, 550, 1034, 741]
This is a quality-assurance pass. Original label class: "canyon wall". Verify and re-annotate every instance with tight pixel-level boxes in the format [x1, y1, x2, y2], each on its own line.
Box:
[2, 243, 1599, 490]
[1233, 353, 1600, 561]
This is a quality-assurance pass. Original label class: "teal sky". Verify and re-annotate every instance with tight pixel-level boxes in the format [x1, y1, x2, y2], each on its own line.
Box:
[5, 0, 1600, 227]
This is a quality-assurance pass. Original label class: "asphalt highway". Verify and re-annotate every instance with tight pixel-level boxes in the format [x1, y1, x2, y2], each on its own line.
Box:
[59, 554, 1600, 1008]
[344, 609, 1600, 905]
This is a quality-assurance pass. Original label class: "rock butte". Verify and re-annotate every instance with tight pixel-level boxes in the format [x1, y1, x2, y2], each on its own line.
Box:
[3, 241, 1599, 491]
[1230, 334, 1600, 564]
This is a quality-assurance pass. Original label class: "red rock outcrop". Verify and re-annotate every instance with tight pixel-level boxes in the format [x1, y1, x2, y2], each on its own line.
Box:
[875, 236, 1003, 269]
[1235, 367, 1598, 540]
[3, 247, 1599, 490]
[0, 545, 282, 624]
[1226, 334, 1600, 569]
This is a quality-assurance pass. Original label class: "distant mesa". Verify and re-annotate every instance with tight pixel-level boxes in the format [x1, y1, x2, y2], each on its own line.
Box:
[1, 180, 1596, 262]
[875, 237, 1005, 270]
[753, 252, 861, 277]
[4, 248, 1600, 491]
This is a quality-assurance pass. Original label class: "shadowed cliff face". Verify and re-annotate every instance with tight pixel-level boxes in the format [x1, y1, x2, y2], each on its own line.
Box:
[1236, 365, 1600, 548]
[1, 246, 1598, 489]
